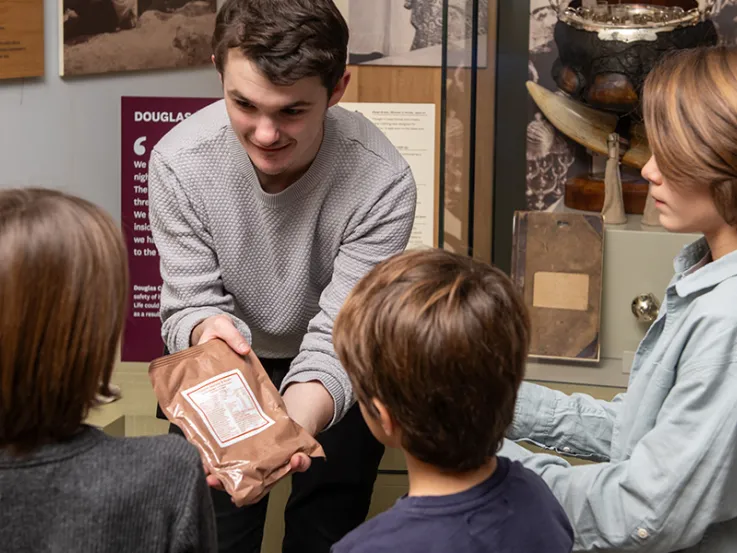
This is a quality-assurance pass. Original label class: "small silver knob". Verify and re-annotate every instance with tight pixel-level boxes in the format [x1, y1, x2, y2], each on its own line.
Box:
[631, 293, 660, 323]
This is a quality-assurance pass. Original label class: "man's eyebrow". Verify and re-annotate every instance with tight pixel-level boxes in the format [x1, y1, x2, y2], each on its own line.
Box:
[227, 91, 314, 109]
[227, 90, 251, 102]
[283, 101, 314, 108]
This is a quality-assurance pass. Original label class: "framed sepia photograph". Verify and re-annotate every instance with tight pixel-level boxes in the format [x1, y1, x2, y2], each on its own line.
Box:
[59, 0, 216, 76]
[346, 0, 489, 67]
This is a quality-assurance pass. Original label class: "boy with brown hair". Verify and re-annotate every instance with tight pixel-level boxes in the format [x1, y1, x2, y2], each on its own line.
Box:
[332, 248, 573, 553]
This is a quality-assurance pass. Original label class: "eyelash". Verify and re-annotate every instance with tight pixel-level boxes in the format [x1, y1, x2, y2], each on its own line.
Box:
[236, 101, 304, 117]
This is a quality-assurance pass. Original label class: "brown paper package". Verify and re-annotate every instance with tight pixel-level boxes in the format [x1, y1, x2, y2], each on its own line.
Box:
[149, 339, 325, 506]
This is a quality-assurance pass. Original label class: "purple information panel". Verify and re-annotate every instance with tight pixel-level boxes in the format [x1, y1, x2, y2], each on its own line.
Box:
[121, 96, 218, 362]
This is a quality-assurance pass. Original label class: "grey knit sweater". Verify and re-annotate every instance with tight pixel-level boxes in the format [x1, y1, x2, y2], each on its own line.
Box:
[148, 101, 417, 424]
[0, 426, 217, 552]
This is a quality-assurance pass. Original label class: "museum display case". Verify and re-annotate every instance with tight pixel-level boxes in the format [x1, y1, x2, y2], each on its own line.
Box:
[440, 0, 725, 387]
[436, 0, 497, 263]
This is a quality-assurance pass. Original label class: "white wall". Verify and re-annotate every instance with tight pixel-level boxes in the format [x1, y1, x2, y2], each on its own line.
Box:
[0, 0, 223, 221]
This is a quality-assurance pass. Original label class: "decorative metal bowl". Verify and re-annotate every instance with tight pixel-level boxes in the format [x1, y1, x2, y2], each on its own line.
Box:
[550, 1, 718, 115]
[558, 3, 712, 42]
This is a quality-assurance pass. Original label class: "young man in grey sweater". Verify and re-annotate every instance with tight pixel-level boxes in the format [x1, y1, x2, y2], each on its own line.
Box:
[147, 0, 417, 551]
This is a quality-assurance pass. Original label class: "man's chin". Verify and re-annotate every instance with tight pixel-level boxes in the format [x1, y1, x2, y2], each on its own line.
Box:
[245, 148, 292, 175]
[252, 162, 288, 176]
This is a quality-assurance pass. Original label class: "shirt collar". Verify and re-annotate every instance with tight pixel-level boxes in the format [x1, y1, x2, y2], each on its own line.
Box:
[674, 237, 737, 297]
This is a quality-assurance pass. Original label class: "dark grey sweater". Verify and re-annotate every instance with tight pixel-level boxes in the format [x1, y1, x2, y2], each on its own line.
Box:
[0, 425, 217, 552]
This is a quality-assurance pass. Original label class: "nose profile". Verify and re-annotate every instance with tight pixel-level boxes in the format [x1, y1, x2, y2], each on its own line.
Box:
[641, 156, 662, 185]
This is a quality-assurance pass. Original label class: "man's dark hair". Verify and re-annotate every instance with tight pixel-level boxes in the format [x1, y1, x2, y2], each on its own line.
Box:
[334, 249, 531, 473]
[212, 0, 349, 93]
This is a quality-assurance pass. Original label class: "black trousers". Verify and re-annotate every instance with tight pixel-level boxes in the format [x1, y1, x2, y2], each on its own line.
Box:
[167, 358, 385, 553]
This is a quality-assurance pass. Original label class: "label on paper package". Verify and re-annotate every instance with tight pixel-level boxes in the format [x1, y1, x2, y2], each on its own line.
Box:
[181, 369, 275, 447]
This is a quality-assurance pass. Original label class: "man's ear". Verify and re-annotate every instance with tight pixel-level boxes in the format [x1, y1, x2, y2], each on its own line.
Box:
[328, 70, 352, 108]
[212, 55, 223, 85]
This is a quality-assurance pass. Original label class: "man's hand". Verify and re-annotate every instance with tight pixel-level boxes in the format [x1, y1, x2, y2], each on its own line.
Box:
[191, 314, 250, 355]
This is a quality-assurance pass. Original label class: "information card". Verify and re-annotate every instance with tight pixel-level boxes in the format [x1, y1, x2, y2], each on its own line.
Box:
[340, 102, 436, 249]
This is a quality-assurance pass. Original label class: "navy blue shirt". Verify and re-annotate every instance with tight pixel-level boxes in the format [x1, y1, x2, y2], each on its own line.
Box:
[332, 456, 573, 553]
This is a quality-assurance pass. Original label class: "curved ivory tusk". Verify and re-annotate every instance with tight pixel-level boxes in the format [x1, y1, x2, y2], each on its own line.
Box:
[526, 81, 651, 169]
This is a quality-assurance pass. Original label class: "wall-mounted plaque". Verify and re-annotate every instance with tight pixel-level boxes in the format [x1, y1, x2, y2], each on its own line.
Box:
[0, 0, 44, 79]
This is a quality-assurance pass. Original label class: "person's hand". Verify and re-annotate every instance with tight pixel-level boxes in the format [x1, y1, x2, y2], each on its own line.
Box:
[191, 314, 250, 355]
[203, 455, 311, 495]
[282, 381, 334, 438]
[203, 464, 224, 491]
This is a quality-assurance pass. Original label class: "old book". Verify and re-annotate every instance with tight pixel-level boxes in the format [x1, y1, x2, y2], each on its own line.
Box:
[0, 0, 44, 80]
[511, 211, 604, 362]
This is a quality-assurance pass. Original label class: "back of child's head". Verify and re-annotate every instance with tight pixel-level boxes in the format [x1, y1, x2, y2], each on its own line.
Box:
[334, 248, 530, 472]
[0, 188, 128, 454]
[643, 44, 737, 226]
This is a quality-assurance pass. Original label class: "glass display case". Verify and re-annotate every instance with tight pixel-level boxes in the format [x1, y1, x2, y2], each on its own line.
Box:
[435, 0, 496, 264]
[439, 0, 729, 387]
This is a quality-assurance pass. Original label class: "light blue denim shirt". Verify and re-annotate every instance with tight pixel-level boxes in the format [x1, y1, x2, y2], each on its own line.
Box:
[501, 238, 737, 552]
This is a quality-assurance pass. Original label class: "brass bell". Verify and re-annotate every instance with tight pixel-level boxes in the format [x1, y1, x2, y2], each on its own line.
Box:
[631, 293, 660, 323]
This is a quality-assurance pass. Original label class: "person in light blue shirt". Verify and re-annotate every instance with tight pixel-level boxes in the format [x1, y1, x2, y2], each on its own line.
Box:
[501, 45, 737, 553]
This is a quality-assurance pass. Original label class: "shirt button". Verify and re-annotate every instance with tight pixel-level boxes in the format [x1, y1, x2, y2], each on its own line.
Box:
[637, 528, 649, 539]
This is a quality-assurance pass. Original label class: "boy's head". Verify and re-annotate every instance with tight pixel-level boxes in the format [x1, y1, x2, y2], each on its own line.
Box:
[212, 0, 350, 181]
[334, 249, 530, 473]
[0, 188, 128, 454]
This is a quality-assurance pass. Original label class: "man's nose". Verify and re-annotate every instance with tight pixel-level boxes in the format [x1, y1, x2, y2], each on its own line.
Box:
[253, 118, 280, 146]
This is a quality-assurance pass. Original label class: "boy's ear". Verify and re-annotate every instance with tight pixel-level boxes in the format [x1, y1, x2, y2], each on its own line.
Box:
[372, 398, 396, 438]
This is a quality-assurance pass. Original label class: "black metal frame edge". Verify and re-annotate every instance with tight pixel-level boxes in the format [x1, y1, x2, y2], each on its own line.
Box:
[467, 0, 480, 256]
[438, 0, 450, 249]
[491, 0, 530, 273]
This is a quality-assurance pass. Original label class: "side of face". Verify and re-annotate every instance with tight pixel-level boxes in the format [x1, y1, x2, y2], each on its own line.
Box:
[218, 49, 350, 180]
[641, 155, 724, 235]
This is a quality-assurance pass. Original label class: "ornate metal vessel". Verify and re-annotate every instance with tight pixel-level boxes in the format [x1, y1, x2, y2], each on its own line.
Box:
[527, 1, 719, 215]
[551, 1, 718, 115]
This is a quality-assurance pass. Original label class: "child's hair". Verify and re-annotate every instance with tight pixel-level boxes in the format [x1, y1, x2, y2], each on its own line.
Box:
[334, 248, 530, 472]
[643, 44, 737, 225]
[0, 188, 128, 454]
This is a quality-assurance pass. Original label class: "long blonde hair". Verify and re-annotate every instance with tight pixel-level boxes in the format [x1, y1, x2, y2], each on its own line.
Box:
[643, 45, 737, 226]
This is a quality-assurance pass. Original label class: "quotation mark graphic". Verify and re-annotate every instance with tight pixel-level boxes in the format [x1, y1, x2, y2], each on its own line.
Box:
[134, 136, 147, 156]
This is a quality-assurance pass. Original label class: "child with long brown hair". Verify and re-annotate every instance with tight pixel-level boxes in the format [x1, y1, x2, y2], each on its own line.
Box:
[504, 45, 737, 552]
[0, 188, 216, 552]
